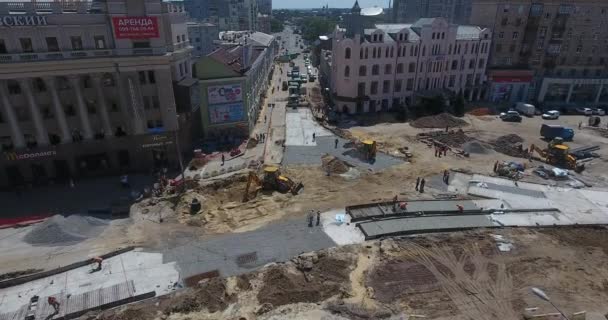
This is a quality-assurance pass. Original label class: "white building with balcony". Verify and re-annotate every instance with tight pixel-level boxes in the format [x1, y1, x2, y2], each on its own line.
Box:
[328, 9, 491, 114]
[0, 0, 193, 188]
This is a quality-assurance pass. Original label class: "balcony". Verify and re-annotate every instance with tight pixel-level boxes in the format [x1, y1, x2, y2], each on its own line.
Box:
[0, 47, 169, 64]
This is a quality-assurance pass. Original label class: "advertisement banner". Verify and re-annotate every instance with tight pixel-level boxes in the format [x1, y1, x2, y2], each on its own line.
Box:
[112, 16, 159, 39]
[209, 103, 245, 124]
[207, 84, 243, 105]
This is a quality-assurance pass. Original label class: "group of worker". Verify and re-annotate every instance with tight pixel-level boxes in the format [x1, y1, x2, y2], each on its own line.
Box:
[45, 257, 104, 314]
[415, 177, 426, 193]
[307, 210, 321, 227]
[434, 144, 448, 158]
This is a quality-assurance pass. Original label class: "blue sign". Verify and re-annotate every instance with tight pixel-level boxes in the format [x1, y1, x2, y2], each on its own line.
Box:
[209, 103, 245, 124]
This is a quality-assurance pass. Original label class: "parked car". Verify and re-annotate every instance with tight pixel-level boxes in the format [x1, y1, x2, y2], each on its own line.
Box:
[500, 110, 523, 122]
[515, 102, 536, 117]
[542, 110, 560, 120]
[576, 107, 593, 115]
[593, 108, 606, 116]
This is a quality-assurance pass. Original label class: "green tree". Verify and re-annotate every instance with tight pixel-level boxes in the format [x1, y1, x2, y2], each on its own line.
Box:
[301, 17, 338, 42]
[454, 91, 465, 117]
[270, 18, 284, 33]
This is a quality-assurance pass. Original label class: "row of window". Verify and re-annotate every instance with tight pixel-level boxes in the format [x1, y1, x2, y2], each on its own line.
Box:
[347, 41, 489, 60]
[344, 58, 486, 77]
[355, 73, 480, 96]
[0, 36, 107, 55]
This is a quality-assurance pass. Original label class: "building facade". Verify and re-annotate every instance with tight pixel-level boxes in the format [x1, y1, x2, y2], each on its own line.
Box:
[183, 0, 259, 32]
[194, 33, 277, 142]
[392, 0, 472, 24]
[257, 0, 272, 16]
[470, 0, 608, 106]
[329, 16, 491, 114]
[0, 0, 193, 188]
[257, 14, 271, 34]
[188, 22, 220, 58]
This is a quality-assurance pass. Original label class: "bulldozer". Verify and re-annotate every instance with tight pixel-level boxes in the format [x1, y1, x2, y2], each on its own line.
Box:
[529, 143, 584, 172]
[243, 166, 304, 202]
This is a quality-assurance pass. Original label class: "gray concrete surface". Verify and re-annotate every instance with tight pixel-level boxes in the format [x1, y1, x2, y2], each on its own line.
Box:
[348, 200, 484, 221]
[161, 217, 336, 279]
[284, 134, 403, 171]
[358, 215, 496, 239]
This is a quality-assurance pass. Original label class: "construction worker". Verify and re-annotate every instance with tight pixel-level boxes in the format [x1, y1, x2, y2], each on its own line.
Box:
[307, 210, 314, 227]
[493, 161, 498, 173]
[399, 202, 408, 211]
[445, 171, 450, 184]
[48, 296, 60, 313]
[316, 211, 321, 226]
[415, 177, 420, 191]
[393, 195, 398, 211]
[457, 204, 464, 214]
[419, 178, 425, 193]
[221, 154, 225, 166]
[334, 138, 339, 149]
[443, 146, 447, 157]
[92, 256, 103, 271]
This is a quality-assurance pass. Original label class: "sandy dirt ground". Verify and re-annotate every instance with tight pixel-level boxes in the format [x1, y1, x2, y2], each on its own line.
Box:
[90, 227, 608, 320]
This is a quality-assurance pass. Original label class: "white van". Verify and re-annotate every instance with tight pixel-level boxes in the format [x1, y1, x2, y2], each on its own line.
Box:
[515, 102, 535, 117]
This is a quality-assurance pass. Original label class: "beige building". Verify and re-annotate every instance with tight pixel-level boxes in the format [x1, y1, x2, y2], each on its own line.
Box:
[329, 14, 491, 114]
[0, 0, 193, 188]
[470, 0, 608, 106]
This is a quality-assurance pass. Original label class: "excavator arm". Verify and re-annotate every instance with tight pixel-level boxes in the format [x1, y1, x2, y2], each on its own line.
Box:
[243, 171, 262, 202]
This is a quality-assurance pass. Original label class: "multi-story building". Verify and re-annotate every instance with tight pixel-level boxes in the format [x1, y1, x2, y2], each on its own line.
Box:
[184, 0, 258, 32]
[257, 14, 271, 34]
[470, 0, 608, 106]
[328, 4, 490, 114]
[257, 0, 272, 16]
[392, 0, 472, 24]
[0, 0, 193, 188]
[194, 33, 277, 141]
[188, 22, 220, 58]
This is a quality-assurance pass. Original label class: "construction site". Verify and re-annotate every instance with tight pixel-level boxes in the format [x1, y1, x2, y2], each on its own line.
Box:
[4, 49, 608, 319]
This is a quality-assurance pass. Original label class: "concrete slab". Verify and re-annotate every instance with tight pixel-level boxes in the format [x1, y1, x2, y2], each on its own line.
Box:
[320, 209, 365, 245]
[358, 215, 496, 239]
[0, 251, 179, 314]
[285, 108, 332, 146]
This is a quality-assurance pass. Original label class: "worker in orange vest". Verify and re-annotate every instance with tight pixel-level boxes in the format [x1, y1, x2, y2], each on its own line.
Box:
[48, 296, 60, 313]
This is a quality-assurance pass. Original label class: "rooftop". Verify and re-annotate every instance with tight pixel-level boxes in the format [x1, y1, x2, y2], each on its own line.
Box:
[208, 45, 263, 75]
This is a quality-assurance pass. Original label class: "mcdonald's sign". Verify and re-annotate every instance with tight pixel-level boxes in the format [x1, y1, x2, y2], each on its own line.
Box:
[4, 150, 56, 161]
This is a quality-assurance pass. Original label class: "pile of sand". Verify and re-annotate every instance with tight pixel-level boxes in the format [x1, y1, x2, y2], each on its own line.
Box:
[491, 134, 528, 158]
[411, 113, 468, 128]
[23, 215, 109, 246]
[321, 154, 350, 174]
[463, 141, 493, 154]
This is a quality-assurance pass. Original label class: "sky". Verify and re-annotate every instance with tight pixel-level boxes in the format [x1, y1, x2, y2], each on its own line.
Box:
[273, 0, 390, 9]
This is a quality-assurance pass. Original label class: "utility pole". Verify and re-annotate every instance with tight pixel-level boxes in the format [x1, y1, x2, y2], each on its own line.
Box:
[174, 129, 186, 193]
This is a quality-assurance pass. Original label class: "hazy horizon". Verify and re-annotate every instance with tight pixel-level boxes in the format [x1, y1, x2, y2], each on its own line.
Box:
[273, 0, 389, 9]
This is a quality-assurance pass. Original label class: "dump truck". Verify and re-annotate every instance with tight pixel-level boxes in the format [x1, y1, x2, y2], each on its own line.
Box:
[540, 124, 574, 141]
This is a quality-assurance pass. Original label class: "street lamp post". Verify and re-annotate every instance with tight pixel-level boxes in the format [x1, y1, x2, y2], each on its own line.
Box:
[531, 287, 570, 320]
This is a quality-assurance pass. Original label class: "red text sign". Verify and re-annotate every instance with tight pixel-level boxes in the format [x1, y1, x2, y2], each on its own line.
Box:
[112, 16, 159, 39]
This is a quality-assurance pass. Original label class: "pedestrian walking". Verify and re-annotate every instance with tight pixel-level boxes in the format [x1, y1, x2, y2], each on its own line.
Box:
[334, 138, 339, 149]
[312, 132, 316, 142]
[221, 154, 225, 166]
[48, 296, 60, 313]
[316, 210, 321, 226]
[415, 177, 420, 191]
[419, 178, 426, 193]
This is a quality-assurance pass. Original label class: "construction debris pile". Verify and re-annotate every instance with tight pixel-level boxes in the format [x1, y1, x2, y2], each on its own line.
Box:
[321, 154, 350, 174]
[23, 215, 109, 246]
[463, 141, 493, 154]
[417, 130, 472, 147]
[411, 113, 468, 129]
[491, 134, 529, 158]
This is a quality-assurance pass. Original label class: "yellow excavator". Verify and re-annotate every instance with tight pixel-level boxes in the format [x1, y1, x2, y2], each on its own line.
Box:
[243, 166, 304, 202]
[529, 143, 584, 172]
[360, 139, 377, 161]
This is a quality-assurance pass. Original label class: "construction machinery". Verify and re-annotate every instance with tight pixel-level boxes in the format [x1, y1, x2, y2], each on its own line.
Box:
[529, 143, 584, 172]
[243, 166, 304, 202]
[360, 140, 377, 161]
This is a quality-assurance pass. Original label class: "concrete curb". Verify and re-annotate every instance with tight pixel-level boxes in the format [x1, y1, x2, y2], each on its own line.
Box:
[0, 246, 135, 289]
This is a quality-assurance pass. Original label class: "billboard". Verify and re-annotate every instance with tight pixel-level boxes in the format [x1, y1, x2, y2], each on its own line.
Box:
[207, 84, 243, 105]
[209, 103, 245, 124]
[112, 17, 159, 39]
